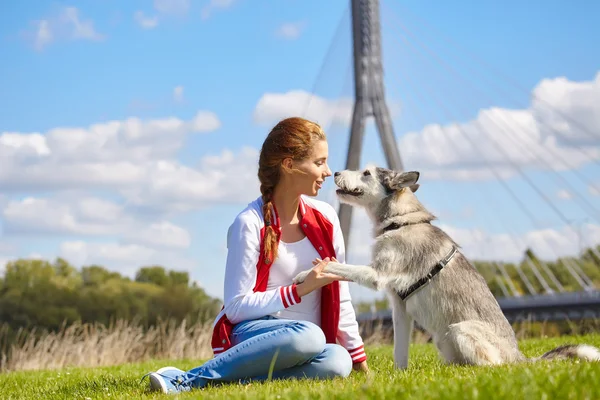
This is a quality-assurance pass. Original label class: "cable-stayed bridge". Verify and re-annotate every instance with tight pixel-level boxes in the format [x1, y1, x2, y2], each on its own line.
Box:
[299, 0, 600, 323]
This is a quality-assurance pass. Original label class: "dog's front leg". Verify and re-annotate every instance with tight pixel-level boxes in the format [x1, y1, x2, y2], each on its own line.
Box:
[388, 290, 413, 369]
[322, 262, 381, 290]
[292, 262, 381, 290]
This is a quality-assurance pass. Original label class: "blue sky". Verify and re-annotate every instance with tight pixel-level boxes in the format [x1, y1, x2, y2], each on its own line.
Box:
[1, 0, 599, 303]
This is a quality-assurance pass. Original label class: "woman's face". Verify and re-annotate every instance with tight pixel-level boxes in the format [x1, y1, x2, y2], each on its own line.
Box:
[287, 139, 332, 197]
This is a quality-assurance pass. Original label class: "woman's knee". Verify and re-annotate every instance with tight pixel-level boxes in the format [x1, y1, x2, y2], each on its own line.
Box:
[319, 344, 353, 378]
[287, 320, 326, 358]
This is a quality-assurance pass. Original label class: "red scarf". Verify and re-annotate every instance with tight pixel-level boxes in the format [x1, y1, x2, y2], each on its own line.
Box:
[211, 198, 340, 356]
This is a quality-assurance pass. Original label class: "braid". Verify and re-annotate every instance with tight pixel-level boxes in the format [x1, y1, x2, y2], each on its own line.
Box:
[261, 184, 278, 263]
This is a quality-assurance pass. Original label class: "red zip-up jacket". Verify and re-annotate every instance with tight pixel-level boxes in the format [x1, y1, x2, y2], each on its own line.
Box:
[211, 195, 367, 364]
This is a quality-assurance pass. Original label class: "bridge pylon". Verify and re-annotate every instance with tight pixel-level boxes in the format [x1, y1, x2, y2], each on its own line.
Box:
[339, 0, 404, 247]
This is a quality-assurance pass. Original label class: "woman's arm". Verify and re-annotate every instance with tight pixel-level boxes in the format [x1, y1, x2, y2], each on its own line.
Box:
[223, 212, 301, 324]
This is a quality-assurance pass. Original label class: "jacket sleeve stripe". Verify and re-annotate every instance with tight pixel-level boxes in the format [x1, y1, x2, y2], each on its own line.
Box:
[348, 344, 366, 362]
[348, 345, 365, 355]
[279, 284, 302, 308]
[290, 284, 301, 304]
[279, 286, 290, 308]
[351, 351, 367, 363]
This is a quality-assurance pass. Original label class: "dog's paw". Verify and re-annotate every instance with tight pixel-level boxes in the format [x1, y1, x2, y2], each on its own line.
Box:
[293, 270, 310, 284]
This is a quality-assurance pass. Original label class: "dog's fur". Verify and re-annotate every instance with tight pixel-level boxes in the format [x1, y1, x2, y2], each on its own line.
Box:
[294, 166, 600, 368]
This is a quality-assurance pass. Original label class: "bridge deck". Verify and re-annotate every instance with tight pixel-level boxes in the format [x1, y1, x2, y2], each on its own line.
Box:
[357, 290, 600, 324]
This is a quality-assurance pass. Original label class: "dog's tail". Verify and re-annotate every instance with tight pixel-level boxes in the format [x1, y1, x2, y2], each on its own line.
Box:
[531, 344, 600, 362]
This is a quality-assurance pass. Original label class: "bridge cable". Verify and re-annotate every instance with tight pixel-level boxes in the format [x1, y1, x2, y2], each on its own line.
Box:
[301, 3, 351, 118]
[497, 262, 523, 297]
[492, 265, 512, 297]
[382, 49, 566, 295]
[381, 50, 560, 295]
[381, 12, 599, 288]
[383, 10, 600, 224]
[384, 10, 600, 216]
[387, 0, 600, 145]
[381, 21, 592, 291]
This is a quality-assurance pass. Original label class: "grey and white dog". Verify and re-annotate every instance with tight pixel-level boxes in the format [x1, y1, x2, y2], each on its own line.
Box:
[294, 166, 600, 368]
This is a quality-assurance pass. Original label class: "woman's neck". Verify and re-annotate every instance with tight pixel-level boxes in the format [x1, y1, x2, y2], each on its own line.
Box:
[272, 183, 300, 225]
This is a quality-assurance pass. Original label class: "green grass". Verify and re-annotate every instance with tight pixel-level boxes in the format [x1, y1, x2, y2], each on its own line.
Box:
[1, 334, 599, 399]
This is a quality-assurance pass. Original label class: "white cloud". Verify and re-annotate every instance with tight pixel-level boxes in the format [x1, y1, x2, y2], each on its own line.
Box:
[27, 7, 104, 50]
[134, 11, 159, 29]
[0, 110, 221, 192]
[191, 111, 221, 131]
[201, 0, 236, 20]
[557, 189, 572, 200]
[154, 0, 190, 16]
[276, 21, 306, 40]
[589, 185, 600, 197]
[34, 20, 53, 50]
[531, 73, 600, 146]
[253, 90, 353, 128]
[173, 85, 184, 102]
[397, 72, 600, 181]
[2, 196, 191, 249]
[0, 108, 259, 217]
[124, 221, 191, 249]
[62, 7, 104, 41]
[135, 0, 191, 28]
[119, 146, 261, 212]
[2, 197, 125, 236]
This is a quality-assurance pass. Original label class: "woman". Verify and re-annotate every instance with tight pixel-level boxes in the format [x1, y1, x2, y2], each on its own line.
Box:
[146, 117, 368, 394]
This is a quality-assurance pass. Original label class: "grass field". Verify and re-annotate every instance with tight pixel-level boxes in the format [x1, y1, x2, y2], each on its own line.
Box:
[1, 334, 599, 400]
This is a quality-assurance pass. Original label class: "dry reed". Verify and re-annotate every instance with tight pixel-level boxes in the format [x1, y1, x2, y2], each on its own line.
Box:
[0, 319, 214, 373]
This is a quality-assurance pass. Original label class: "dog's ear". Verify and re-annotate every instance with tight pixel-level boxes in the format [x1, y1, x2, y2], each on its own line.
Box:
[379, 170, 420, 191]
[409, 184, 420, 193]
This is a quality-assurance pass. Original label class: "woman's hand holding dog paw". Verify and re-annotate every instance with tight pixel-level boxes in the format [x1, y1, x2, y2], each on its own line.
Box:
[296, 257, 347, 297]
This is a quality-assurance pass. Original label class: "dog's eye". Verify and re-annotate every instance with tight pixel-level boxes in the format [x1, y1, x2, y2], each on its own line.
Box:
[363, 170, 371, 177]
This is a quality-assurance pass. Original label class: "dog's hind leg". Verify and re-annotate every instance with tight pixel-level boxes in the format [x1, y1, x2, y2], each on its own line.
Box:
[437, 321, 513, 366]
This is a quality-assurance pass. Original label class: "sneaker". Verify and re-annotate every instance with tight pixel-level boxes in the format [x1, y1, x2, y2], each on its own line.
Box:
[147, 366, 192, 394]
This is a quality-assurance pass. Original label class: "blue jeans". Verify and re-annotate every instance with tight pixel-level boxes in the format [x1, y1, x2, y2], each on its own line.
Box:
[184, 316, 353, 388]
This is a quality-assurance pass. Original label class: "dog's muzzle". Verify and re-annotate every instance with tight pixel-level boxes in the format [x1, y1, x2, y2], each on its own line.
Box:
[335, 187, 363, 196]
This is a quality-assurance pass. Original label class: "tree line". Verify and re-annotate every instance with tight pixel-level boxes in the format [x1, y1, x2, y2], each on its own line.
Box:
[0, 258, 222, 347]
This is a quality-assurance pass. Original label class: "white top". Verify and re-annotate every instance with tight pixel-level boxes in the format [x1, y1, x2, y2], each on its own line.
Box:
[267, 236, 322, 325]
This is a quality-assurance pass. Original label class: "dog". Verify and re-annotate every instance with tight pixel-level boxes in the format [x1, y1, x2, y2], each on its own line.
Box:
[294, 166, 600, 368]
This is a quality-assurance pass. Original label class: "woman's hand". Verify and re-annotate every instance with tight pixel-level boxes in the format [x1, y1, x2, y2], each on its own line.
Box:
[296, 257, 347, 297]
[353, 360, 370, 374]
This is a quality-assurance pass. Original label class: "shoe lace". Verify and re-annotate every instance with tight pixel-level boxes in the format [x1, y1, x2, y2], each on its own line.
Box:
[171, 374, 194, 389]
[139, 371, 199, 390]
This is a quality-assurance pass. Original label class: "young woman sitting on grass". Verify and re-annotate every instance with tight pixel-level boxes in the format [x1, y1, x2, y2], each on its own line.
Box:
[144, 117, 369, 394]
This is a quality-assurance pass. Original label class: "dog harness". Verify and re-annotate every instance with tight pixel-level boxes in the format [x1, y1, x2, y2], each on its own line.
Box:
[396, 244, 458, 301]
[378, 220, 459, 300]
